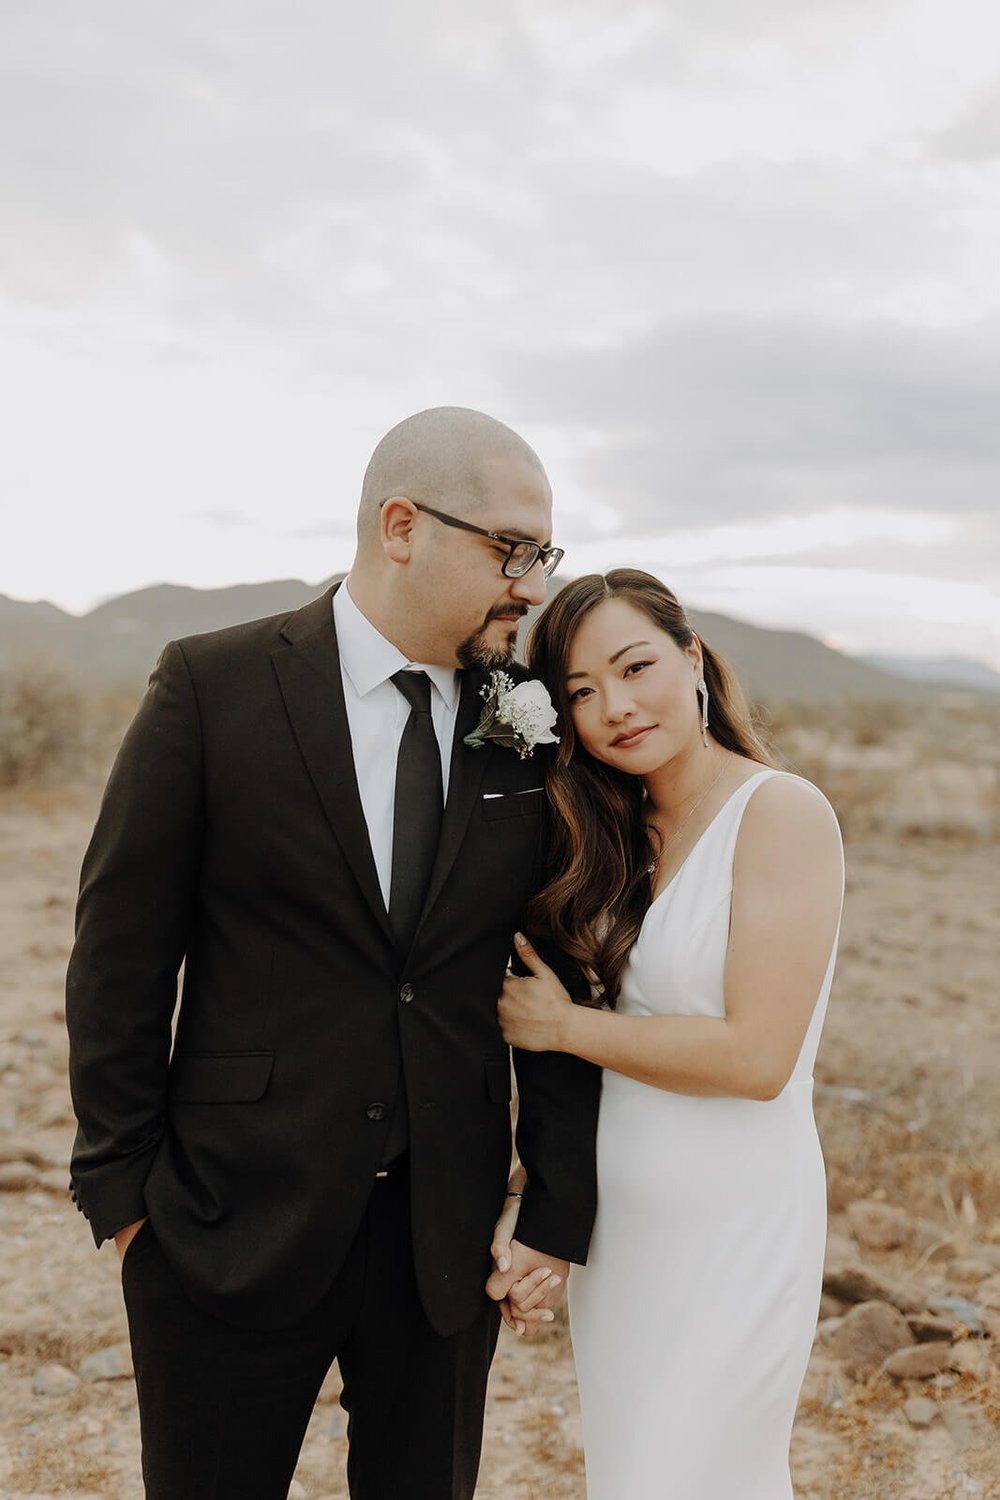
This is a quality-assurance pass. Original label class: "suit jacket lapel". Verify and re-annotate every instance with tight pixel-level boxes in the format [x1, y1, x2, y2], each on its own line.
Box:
[271, 587, 395, 950]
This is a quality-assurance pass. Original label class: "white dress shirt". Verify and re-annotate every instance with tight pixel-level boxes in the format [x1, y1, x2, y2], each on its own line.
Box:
[332, 580, 461, 909]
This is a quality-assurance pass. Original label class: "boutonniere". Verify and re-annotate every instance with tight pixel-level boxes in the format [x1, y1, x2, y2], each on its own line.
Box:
[464, 670, 560, 759]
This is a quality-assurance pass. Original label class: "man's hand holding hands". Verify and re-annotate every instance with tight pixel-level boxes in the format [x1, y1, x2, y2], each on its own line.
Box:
[486, 1239, 568, 1338]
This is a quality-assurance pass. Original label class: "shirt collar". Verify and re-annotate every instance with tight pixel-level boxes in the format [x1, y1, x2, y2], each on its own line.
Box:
[333, 580, 461, 711]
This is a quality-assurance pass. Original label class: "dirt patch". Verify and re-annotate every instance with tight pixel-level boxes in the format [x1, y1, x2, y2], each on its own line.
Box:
[1, 730, 998, 1497]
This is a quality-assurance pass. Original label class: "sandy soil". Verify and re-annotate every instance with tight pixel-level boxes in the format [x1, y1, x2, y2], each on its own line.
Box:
[0, 781, 998, 1499]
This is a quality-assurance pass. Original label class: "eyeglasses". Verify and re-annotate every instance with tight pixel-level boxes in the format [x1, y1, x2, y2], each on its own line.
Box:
[389, 499, 564, 580]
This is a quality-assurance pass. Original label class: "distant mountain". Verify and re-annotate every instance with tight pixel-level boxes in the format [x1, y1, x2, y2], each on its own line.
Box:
[0, 580, 339, 690]
[0, 578, 944, 705]
[687, 610, 931, 705]
[83, 579, 337, 638]
[860, 653, 1000, 695]
[0, 593, 81, 667]
[0, 595, 68, 623]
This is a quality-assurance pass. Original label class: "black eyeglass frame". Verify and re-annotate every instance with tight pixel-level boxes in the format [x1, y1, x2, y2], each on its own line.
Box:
[383, 497, 564, 579]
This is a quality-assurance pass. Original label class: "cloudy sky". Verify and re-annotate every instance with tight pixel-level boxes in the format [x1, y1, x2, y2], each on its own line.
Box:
[3, 0, 999, 666]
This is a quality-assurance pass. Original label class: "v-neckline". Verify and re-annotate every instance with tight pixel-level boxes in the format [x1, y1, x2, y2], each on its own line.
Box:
[647, 768, 775, 911]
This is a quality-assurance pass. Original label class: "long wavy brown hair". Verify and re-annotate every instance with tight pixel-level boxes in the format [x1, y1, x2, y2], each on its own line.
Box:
[526, 569, 774, 1005]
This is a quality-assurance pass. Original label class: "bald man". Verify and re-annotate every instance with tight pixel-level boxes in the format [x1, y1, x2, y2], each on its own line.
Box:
[66, 408, 600, 1500]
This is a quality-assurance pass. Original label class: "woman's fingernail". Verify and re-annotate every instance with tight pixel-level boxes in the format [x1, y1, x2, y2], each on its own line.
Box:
[515, 932, 527, 945]
[542, 1310, 555, 1322]
[498, 1256, 510, 1271]
[548, 1275, 562, 1287]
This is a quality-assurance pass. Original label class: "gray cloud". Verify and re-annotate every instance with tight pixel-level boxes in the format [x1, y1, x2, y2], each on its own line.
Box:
[739, 529, 995, 583]
[0, 3, 540, 310]
[447, 154, 957, 345]
[931, 81, 1000, 161]
[3, 0, 997, 658]
[504, 315, 1000, 530]
[1, 0, 939, 339]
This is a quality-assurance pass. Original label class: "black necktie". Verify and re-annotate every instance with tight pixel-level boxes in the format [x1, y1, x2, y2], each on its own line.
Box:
[388, 670, 443, 954]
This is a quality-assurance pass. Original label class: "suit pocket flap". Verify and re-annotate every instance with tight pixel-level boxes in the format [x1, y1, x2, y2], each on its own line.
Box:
[481, 789, 545, 821]
[484, 1056, 513, 1104]
[169, 1052, 275, 1103]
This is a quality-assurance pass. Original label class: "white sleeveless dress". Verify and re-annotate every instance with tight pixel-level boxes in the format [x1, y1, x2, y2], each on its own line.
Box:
[568, 770, 843, 1500]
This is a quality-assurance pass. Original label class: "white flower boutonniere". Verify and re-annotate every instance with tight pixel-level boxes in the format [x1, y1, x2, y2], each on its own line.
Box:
[464, 671, 560, 759]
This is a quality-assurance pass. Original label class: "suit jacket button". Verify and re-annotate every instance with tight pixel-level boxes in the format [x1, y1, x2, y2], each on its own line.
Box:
[366, 1102, 387, 1122]
[399, 983, 415, 1005]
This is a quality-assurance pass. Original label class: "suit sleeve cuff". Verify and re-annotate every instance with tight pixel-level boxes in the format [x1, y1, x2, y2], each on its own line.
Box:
[70, 1145, 158, 1247]
[515, 1191, 595, 1267]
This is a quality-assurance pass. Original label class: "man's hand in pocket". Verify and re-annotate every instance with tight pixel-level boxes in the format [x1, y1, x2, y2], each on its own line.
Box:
[114, 1217, 149, 1261]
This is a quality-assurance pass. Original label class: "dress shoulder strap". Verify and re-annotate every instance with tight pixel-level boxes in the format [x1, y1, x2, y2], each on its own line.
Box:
[723, 767, 843, 872]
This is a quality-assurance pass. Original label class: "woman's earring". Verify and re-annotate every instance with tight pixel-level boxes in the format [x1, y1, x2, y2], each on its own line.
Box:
[697, 678, 710, 747]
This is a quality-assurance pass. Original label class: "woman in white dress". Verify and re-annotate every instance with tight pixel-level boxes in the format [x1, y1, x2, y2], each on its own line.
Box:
[493, 569, 844, 1500]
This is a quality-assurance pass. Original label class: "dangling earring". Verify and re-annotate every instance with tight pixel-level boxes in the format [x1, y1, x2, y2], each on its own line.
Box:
[697, 678, 710, 747]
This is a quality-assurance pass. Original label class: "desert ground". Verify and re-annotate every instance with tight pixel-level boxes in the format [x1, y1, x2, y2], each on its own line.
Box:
[0, 692, 998, 1498]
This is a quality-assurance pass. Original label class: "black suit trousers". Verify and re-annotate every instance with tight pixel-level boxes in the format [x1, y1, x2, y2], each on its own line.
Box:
[122, 1163, 501, 1500]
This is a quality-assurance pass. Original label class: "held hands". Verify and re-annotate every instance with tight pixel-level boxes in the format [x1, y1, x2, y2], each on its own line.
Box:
[486, 935, 575, 1336]
[497, 933, 575, 1053]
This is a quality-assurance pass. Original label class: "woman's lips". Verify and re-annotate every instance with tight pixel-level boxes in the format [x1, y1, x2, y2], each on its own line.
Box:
[610, 724, 655, 749]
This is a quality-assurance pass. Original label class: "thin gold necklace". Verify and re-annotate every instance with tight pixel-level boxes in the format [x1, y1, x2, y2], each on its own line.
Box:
[647, 752, 729, 879]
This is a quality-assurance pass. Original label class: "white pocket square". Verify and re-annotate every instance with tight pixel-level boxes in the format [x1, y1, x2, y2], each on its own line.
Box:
[483, 788, 544, 799]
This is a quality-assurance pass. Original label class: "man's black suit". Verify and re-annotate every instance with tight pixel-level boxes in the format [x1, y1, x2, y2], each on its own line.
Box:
[66, 585, 599, 1494]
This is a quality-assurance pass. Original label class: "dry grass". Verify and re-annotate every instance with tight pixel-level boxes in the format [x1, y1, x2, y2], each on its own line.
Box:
[6, 670, 999, 838]
[764, 695, 1000, 840]
[2, 690, 999, 1496]
[0, 665, 134, 790]
[3, 1452, 116, 1496]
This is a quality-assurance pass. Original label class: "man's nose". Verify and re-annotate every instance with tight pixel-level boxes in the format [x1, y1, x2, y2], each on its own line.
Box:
[508, 560, 548, 608]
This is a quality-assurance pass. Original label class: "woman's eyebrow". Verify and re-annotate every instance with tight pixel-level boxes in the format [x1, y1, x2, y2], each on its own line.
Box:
[566, 641, 652, 681]
[609, 639, 651, 664]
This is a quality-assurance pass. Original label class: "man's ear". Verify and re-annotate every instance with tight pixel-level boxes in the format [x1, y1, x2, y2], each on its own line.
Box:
[381, 496, 417, 564]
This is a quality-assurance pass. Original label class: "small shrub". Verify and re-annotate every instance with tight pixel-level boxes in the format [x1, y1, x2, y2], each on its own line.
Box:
[0, 665, 133, 788]
[762, 697, 1000, 839]
[0, 666, 86, 786]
